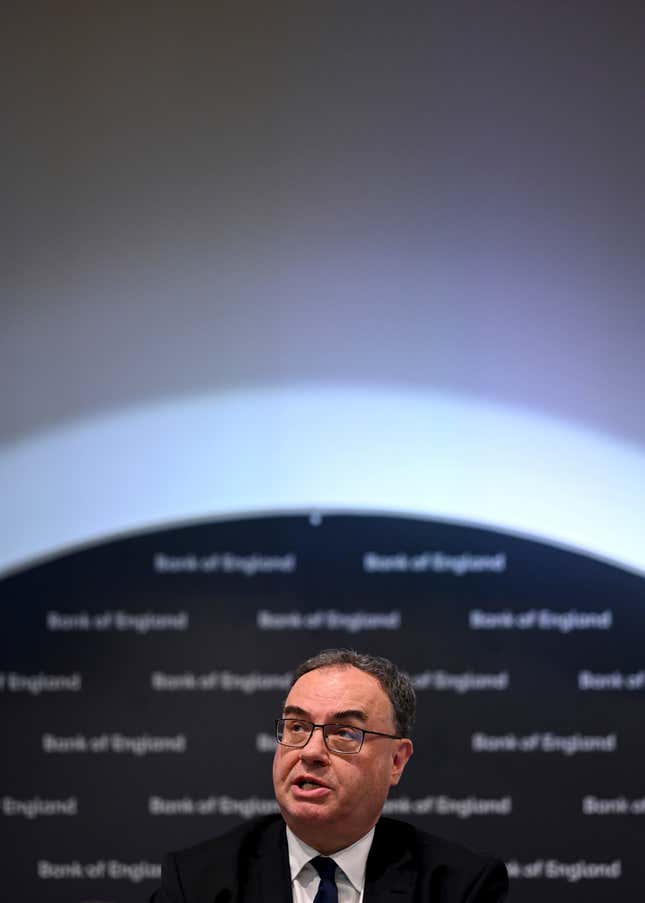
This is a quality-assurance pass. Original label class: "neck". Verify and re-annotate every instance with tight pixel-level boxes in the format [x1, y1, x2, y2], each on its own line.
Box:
[285, 819, 376, 855]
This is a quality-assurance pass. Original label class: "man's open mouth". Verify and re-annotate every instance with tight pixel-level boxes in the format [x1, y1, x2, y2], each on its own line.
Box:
[294, 777, 328, 791]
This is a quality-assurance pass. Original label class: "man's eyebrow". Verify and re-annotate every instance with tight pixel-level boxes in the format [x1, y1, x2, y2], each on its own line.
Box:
[283, 705, 309, 717]
[281, 706, 369, 723]
[334, 709, 368, 724]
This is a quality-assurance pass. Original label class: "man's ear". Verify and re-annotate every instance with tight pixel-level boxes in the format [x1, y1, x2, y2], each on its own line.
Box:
[389, 739, 414, 786]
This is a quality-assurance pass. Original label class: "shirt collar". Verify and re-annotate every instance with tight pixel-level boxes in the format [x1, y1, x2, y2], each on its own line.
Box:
[286, 824, 376, 895]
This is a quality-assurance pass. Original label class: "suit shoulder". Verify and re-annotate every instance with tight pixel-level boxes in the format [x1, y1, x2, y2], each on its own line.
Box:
[378, 816, 503, 870]
[376, 817, 508, 900]
[154, 816, 287, 902]
[170, 814, 284, 869]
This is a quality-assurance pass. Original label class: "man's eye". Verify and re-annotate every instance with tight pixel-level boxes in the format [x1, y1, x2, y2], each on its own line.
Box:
[288, 721, 307, 733]
[334, 725, 360, 739]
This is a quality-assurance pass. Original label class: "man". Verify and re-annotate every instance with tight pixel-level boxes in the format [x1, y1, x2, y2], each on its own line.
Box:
[150, 649, 508, 901]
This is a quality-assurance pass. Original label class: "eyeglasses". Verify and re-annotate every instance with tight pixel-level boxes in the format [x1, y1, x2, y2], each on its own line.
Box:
[275, 718, 401, 755]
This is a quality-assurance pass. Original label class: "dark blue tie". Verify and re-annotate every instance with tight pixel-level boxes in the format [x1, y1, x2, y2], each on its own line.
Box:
[311, 856, 338, 903]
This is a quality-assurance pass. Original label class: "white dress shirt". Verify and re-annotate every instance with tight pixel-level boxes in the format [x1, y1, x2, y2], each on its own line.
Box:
[286, 825, 376, 903]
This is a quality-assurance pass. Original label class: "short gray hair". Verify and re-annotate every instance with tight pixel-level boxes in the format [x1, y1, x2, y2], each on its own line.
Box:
[290, 649, 416, 738]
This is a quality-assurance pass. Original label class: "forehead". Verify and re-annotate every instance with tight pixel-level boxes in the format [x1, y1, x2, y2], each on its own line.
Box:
[285, 665, 392, 721]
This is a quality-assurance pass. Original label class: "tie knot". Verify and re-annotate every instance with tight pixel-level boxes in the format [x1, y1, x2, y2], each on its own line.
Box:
[311, 856, 337, 881]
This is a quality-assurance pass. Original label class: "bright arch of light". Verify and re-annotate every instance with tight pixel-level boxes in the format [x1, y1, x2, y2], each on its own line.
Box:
[1, 385, 643, 577]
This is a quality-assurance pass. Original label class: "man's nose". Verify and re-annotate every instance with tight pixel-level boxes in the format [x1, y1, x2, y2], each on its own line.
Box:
[300, 725, 330, 761]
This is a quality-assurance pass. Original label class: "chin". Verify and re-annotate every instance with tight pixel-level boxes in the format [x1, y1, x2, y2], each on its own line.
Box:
[281, 800, 340, 834]
[283, 801, 333, 826]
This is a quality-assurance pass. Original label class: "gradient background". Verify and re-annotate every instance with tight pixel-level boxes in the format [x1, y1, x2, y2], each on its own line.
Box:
[4, 2, 645, 578]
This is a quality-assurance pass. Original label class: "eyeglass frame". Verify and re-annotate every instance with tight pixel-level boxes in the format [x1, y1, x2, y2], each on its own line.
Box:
[275, 717, 402, 755]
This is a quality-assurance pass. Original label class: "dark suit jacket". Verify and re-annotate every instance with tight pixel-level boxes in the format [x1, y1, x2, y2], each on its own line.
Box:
[150, 815, 508, 902]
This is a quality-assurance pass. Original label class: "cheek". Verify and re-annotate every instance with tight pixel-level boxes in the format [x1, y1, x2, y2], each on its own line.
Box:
[365, 757, 395, 793]
[273, 747, 294, 782]
[335, 759, 364, 793]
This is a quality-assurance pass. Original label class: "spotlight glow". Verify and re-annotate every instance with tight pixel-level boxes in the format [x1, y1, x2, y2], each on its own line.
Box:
[1, 385, 643, 576]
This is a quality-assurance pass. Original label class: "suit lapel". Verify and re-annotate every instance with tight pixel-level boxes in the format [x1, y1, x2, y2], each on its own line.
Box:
[364, 819, 416, 902]
[240, 819, 292, 903]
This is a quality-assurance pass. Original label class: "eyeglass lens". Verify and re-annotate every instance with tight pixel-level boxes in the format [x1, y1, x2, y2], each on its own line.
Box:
[277, 719, 363, 753]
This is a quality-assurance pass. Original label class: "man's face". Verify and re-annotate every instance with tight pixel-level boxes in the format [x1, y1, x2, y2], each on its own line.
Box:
[272, 665, 413, 854]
